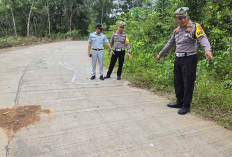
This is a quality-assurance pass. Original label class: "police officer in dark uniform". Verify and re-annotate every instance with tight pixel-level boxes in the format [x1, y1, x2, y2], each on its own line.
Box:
[104, 21, 130, 80]
[155, 7, 213, 115]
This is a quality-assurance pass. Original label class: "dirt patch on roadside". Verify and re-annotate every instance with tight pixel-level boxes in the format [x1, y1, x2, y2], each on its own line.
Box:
[0, 105, 52, 139]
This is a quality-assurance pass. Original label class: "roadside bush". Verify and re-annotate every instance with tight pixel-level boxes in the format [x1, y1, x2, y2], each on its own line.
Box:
[105, 4, 232, 129]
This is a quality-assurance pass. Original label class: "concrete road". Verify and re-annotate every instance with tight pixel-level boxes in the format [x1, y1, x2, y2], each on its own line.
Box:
[0, 41, 232, 157]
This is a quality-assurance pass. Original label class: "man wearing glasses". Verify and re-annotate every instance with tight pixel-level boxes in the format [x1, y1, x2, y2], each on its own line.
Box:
[88, 24, 113, 80]
[155, 7, 213, 115]
[104, 21, 130, 80]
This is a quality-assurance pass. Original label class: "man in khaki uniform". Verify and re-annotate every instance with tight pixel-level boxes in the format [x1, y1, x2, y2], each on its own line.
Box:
[155, 7, 213, 115]
[104, 21, 130, 80]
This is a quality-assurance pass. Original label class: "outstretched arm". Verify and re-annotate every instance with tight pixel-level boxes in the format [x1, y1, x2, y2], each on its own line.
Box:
[155, 31, 176, 62]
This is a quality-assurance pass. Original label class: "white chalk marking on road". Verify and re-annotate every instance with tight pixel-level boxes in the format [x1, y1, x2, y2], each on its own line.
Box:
[71, 71, 78, 83]
[64, 61, 74, 69]
[59, 60, 74, 71]
[59, 60, 78, 82]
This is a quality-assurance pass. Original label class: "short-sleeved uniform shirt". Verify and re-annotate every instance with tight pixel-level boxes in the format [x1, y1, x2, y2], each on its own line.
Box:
[109, 32, 130, 52]
[88, 32, 109, 49]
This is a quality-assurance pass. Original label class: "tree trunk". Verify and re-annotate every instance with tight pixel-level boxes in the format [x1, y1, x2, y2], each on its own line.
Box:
[69, 7, 73, 37]
[27, 1, 34, 37]
[46, 2, 51, 36]
[27, 0, 39, 37]
[9, 1, 17, 39]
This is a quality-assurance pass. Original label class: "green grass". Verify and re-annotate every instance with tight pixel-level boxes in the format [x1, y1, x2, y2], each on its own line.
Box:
[103, 48, 232, 130]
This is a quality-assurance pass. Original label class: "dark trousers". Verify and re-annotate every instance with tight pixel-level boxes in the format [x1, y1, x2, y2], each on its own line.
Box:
[174, 54, 198, 108]
[107, 50, 125, 77]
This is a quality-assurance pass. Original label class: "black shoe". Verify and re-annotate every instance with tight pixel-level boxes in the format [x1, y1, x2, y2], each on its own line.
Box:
[99, 75, 104, 80]
[117, 76, 121, 80]
[167, 102, 182, 108]
[178, 107, 190, 115]
[90, 76, 95, 80]
[104, 75, 110, 79]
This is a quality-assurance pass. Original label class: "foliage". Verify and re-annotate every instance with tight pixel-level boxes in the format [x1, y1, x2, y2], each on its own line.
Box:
[105, 0, 232, 129]
[0, 0, 152, 39]
[0, 36, 50, 48]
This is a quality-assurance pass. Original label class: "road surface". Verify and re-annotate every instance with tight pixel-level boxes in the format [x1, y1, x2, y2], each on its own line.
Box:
[0, 41, 232, 157]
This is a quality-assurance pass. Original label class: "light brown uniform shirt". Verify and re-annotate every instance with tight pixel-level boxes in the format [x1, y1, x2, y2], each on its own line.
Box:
[109, 32, 130, 53]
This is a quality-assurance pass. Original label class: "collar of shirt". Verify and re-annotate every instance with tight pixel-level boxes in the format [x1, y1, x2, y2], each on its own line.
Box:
[179, 20, 193, 31]
[95, 32, 102, 36]
[117, 32, 124, 34]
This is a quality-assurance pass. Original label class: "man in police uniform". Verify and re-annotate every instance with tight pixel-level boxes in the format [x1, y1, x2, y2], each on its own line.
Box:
[155, 7, 213, 115]
[88, 24, 113, 80]
[104, 21, 130, 80]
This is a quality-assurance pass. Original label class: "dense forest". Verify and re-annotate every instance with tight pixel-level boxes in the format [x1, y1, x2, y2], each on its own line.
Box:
[0, 0, 152, 39]
[0, 0, 232, 128]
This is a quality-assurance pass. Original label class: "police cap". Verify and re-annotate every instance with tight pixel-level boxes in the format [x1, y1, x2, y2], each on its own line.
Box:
[174, 7, 189, 18]
[118, 21, 126, 27]
[96, 24, 104, 30]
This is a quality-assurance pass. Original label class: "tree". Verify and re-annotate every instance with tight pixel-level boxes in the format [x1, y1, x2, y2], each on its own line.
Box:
[27, 0, 40, 37]
[1, 0, 18, 38]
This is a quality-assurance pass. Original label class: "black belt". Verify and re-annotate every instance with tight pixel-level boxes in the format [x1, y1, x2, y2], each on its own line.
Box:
[92, 49, 103, 51]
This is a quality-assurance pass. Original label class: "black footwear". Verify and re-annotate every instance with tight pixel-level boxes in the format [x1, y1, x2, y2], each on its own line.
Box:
[117, 76, 121, 80]
[178, 107, 190, 115]
[104, 75, 110, 79]
[99, 75, 104, 80]
[167, 102, 182, 108]
[90, 76, 95, 80]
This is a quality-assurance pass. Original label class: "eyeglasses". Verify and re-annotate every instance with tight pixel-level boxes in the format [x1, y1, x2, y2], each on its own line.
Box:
[119, 27, 124, 29]
[176, 16, 187, 20]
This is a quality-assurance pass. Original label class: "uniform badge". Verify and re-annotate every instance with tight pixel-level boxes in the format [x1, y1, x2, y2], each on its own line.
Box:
[197, 25, 203, 30]
[195, 23, 205, 38]
[179, 9, 184, 15]
[125, 36, 129, 44]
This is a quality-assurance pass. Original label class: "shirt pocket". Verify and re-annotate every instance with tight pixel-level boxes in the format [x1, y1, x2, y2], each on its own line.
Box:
[121, 36, 126, 43]
[92, 37, 96, 42]
[185, 33, 195, 43]
[100, 37, 104, 44]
